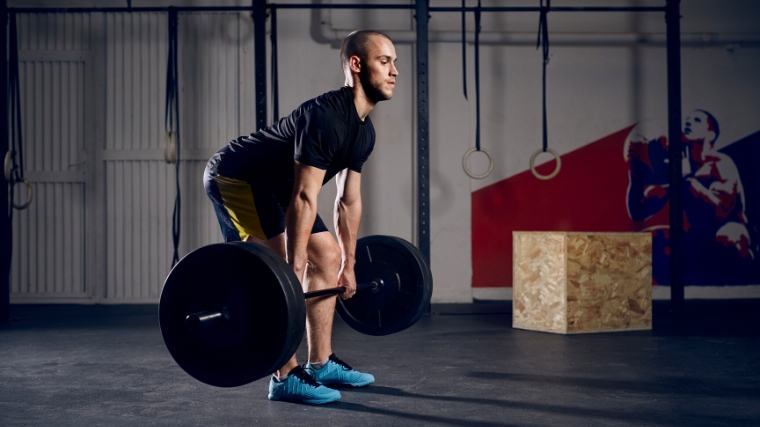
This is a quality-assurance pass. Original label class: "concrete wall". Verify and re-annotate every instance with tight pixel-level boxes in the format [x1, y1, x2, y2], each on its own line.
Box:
[9, 0, 760, 302]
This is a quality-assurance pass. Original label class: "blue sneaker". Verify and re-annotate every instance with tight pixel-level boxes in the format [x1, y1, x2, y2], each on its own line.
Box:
[268, 366, 341, 404]
[306, 354, 375, 387]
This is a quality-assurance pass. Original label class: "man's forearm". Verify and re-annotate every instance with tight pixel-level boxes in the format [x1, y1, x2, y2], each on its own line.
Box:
[286, 192, 318, 273]
[334, 198, 362, 268]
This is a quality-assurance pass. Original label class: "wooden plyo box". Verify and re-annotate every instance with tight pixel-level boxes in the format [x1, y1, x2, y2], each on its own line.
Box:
[513, 232, 652, 334]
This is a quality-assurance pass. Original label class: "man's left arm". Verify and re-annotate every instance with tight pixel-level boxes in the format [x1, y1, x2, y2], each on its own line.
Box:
[334, 168, 362, 299]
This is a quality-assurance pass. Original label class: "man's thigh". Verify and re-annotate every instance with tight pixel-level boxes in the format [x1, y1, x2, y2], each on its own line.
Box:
[205, 173, 329, 242]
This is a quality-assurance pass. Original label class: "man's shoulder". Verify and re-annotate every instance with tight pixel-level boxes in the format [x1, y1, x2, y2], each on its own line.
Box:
[299, 87, 351, 114]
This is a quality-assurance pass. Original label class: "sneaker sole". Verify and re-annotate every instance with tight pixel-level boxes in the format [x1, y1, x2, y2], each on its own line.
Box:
[319, 379, 374, 388]
[268, 394, 340, 405]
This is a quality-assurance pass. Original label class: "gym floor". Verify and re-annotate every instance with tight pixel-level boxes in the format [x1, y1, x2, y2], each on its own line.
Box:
[1, 300, 759, 427]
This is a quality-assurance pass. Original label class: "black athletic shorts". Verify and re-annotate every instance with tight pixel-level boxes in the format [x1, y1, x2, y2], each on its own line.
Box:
[203, 160, 329, 242]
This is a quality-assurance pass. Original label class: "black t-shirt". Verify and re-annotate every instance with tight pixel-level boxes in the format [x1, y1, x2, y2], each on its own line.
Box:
[211, 87, 375, 185]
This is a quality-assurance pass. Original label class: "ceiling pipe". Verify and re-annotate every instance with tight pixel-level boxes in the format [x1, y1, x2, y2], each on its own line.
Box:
[317, 2, 760, 47]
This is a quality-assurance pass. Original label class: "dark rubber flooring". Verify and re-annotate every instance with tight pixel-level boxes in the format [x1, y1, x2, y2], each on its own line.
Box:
[1, 300, 759, 427]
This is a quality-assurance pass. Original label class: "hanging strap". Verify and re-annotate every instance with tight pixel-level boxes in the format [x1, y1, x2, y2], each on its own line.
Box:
[6, 12, 33, 212]
[270, 7, 279, 122]
[474, 0, 481, 152]
[529, 0, 561, 180]
[165, 8, 182, 266]
[461, 0, 467, 100]
[537, 0, 550, 153]
[461, 0, 493, 180]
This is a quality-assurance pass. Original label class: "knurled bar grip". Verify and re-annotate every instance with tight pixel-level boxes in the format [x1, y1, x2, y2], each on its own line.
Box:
[304, 280, 381, 299]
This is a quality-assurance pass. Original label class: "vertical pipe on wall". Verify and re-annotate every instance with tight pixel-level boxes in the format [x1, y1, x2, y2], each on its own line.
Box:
[270, 7, 278, 122]
[415, 0, 430, 264]
[253, 0, 267, 131]
[665, 0, 685, 311]
[1, 0, 9, 321]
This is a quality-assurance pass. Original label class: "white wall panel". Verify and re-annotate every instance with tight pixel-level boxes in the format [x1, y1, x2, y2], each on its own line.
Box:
[11, 58, 87, 300]
[103, 160, 221, 301]
[180, 12, 250, 150]
[105, 12, 167, 151]
[19, 61, 86, 172]
[105, 161, 171, 300]
[11, 183, 86, 297]
[103, 13, 248, 302]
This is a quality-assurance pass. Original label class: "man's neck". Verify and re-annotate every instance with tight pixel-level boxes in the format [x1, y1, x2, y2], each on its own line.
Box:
[349, 84, 376, 121]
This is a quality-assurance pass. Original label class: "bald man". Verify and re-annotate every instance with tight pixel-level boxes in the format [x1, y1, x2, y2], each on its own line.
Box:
[204, 30, 399, 404]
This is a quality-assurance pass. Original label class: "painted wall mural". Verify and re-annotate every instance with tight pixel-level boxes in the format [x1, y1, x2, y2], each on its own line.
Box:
[472, 111, 760, 288]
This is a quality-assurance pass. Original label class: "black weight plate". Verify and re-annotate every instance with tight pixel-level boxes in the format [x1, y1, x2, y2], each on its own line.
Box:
[159, 242, 305, 387]
[336, 236, 433, 336]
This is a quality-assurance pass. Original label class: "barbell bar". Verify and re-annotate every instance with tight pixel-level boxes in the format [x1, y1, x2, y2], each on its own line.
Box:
[184, 280, 384, 332]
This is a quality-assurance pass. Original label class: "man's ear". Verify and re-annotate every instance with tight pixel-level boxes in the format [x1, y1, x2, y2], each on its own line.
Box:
[349, 55, 362, 74]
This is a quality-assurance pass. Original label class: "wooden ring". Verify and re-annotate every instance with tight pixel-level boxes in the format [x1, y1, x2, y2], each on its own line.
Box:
[462, 147, 493, 180]
[164, 132, 177, 164]
[4, 150, 14, 181]
[12, 178, 34, 210]
[529, 148, 561, 180]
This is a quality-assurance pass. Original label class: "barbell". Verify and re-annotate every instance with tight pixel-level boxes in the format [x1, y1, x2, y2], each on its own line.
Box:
[159, 235, 433, 388]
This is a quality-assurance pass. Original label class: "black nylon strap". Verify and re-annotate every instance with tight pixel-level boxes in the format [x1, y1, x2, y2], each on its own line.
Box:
[9, 13, 23, 182]
[461, 0, 467, 100]
[474, 0, 482, 151]
[8, 12, 25, 215]
[165, 8, 181, 266]
[270, 7, 279, 122]
[537, 0, 550, 152]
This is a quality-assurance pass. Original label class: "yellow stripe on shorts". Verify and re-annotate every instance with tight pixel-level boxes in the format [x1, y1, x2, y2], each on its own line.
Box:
[213, 175, 267, 241]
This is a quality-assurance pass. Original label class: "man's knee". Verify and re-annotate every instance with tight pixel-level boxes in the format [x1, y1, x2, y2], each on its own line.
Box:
[306, 241, 342, 282]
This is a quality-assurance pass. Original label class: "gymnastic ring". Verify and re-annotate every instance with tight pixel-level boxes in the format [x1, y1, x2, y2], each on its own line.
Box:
[12, 178, 34, 210]
[4, 150, 14, 181]
[529, 148, 562, 180]
[462, 147, 494, 180]
[163, 132, 177, 164]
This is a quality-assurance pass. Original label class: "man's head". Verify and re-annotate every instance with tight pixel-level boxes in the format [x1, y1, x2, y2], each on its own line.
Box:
[340, 30, 398, 103]
[684, 109, 720, 146]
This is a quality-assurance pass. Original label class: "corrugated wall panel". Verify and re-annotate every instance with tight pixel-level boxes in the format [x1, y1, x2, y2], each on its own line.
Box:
[104, 160, 219, 300]
[20, 61, 86, 172]
[179, 160, 222, 253]
[103, 13, 248, 301]
[105, 161, 171, 300]
[180, 13, 245, 150]
[11, 183, 86, 297]
[11, 53, 87, 299]
[105, 13, 167, 151]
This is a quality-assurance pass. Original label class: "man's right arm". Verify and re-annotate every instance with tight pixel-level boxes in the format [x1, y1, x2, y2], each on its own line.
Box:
[286, 162, 326, 282]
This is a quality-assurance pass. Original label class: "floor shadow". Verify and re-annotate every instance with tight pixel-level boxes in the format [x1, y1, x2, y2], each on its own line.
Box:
[328, 400, 520, 427]
[349, 385, 757, 426]
[466, 371, 760, 399]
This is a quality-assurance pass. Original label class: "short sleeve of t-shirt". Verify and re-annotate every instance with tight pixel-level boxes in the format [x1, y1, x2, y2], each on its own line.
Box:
[293, 108, 342, 170]
[348, 134, 375, 173]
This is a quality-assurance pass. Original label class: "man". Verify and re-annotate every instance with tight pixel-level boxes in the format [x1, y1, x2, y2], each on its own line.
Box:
[203, 30, 399, 404]
[626, 110, 753, 284]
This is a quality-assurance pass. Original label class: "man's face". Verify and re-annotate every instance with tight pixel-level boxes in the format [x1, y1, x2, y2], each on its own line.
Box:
[357, 36, 398, 102]
[683, 110, 715, 143]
